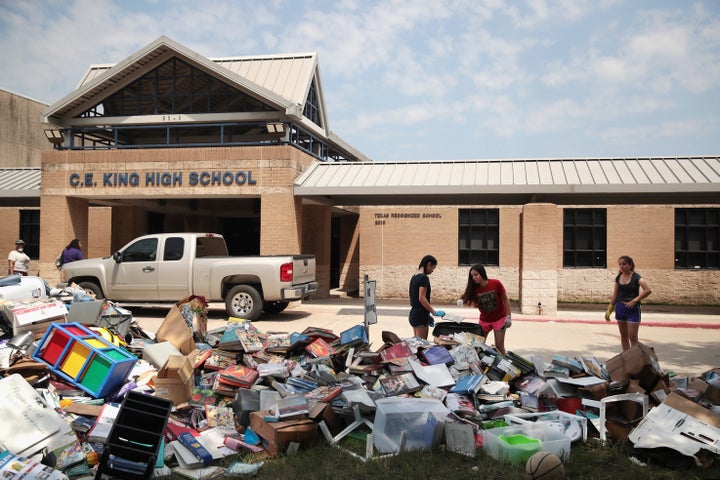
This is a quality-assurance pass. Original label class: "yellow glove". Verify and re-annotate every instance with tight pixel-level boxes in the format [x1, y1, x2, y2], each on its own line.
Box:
[604, 303, 614, 322]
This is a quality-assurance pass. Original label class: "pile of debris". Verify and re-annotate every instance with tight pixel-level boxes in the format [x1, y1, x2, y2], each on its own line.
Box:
[0, 285, 718, 479]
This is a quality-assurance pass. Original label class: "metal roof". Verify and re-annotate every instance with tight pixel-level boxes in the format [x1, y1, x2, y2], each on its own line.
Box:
[0, 168, 41, 197]
[294, 157, 720, 205]
[43, 36, 294, 124]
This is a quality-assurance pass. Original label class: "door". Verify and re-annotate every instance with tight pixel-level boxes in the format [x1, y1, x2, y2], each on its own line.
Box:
[108, 237, 159, 300]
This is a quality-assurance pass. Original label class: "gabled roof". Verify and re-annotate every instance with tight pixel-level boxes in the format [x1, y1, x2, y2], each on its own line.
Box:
[294, 157, 720, 205]
[42, 36, 316, 126]
[0, 168, 41, 198]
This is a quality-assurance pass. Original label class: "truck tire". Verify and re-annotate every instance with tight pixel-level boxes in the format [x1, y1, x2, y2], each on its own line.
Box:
[263, 301, 289, 315]
[78, 281, 104, 299]
[225, 285, 263, 320]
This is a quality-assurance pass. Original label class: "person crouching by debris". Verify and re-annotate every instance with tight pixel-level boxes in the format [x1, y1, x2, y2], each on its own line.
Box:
[609, 255, 652, 352]
[458, 263, 512, 355]
[408, 255, 444, 340]
[8, 239, 30, 276]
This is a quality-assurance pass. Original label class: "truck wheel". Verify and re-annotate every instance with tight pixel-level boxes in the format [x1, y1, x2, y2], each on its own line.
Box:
[263, 301, 289, 315]
[225, 285, 263, 320]
[78, 281, 104, 299]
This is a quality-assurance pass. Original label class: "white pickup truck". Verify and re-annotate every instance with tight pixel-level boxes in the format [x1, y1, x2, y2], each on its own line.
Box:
[61, 232, 318, 320]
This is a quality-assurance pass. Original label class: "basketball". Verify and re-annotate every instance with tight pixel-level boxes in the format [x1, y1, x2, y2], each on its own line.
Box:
[524, 451, 565, 480]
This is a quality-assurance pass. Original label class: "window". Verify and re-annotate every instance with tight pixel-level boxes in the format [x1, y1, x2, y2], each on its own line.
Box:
[163, 237, 184, 261]
[563, 209, 606, 267]
[675, 208, 719, 269]
[458, 209, 499, 266]
[122, 238, 158, 262]
[19, 210, 40, 259]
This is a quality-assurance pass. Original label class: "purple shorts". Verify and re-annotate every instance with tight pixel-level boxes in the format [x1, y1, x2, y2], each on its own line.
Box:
[615, 302, 641, 323]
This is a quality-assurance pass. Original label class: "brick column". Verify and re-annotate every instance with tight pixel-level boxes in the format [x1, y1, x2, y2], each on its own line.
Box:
[519, 203, 560, 315]
[302, 205, 331, 298]
[39, 195, 89, 284]
[259, 193, 302, 255]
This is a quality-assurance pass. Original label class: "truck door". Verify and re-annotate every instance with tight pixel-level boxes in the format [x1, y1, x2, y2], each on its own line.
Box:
[157, 236, 191, 300]
[109, 237, 159, 300]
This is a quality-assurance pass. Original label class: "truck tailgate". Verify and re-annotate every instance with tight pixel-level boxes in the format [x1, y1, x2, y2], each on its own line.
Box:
[293, 255, 316, 285]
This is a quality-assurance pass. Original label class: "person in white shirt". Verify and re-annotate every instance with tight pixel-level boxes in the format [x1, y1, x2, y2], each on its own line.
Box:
[8, 239, 30, 276]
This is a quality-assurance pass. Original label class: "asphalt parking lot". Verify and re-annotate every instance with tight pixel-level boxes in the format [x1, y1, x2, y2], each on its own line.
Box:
[126, 297, 720, 377]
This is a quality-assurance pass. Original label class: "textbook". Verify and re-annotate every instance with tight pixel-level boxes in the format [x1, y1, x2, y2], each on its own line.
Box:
[86, 403, 120, 443]
[379, 372, 421, 396]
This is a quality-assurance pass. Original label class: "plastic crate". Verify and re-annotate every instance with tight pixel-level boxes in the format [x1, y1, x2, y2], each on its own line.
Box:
[32, 322, 137, 398]
[483, 423, 571, 463]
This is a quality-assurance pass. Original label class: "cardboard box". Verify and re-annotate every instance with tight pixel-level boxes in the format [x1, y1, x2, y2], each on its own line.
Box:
[1, 298, 67, 336]
[154, 355, 193, 406]
[308, 402, 344, 435]
[629, 392, 720, 457]
[249, 410, 318, 456]
[606, 343, 662, 387]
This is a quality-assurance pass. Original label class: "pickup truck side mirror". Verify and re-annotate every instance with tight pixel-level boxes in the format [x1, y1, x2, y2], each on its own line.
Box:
[112, 251, 124, 263]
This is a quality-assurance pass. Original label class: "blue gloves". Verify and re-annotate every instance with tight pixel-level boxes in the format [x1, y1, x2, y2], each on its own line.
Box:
[434, 310, 445, 317]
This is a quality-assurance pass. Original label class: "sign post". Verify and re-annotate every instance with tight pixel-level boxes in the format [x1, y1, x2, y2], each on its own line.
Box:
[363, 274, 377, 339]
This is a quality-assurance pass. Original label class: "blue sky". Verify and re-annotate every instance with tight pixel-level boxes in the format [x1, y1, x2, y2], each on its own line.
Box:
[1, 0, 719, 161]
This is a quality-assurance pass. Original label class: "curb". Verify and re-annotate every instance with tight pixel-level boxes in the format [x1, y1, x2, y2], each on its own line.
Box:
[516, 317, 720, 329]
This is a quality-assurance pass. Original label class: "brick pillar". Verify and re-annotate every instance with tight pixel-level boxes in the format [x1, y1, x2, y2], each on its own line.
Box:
[338, 215, 360, 294]
[520, 203, 560, 315]
[39, 195, 89, 284]
[260, 193, 302, 255]
[302, 205, 331, 298]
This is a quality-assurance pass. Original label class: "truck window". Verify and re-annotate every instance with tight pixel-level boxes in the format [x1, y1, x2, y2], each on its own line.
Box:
[164, 237, 184, 261]
[196, 236, 229, 257]
[123, 238, 158, 262]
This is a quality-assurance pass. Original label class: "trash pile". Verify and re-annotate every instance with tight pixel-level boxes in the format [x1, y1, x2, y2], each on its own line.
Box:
[0, 277, 718, 479]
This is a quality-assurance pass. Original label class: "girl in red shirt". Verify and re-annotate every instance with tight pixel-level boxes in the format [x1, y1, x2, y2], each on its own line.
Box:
[458, 264, 512, 354]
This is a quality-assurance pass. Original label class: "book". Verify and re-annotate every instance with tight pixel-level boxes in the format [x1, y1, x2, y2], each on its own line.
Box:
[449, 373, 487, 394]
[218, 364, 259, 388]
[178, 431, 213, 466]
[188, 345, 214, 369]
[305, 337, 335, 358]
[0, 450, 71, 479]
[421, 345, 455, 365]
[551, 354, 584, 375]
[379, 340, 413, 363]
[444, 392, 477, 417]
[204, 405, 235, 429]
[339, 325, 368, 346]
[301, 326, 339, 342]
[304, 385, 343, 403]
[189, 388, 217, 410]
[238, 330, 264, 353]
[86, 403, 120, 443]
[418, 384, 448, 402]
[379, 372, 421, 396]
[265, 333, 291, 353]
[203, 350, 237, 370]
[173, 465, 226, 479]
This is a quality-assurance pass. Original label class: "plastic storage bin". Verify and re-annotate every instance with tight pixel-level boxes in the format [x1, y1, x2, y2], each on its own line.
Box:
[504, 410, 588, 442]
[373, 398, 450, 454]
[32, 322, 137, 398]
[483, 423, 571, 463]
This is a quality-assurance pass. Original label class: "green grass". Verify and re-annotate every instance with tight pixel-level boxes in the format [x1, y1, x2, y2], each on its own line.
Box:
[159, 437, 720, 479]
